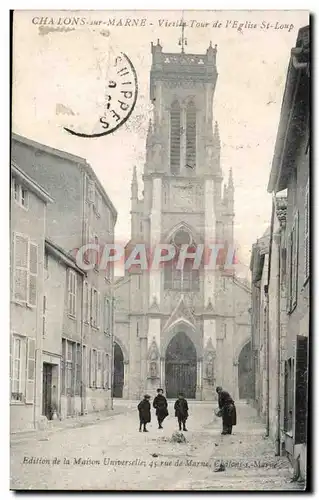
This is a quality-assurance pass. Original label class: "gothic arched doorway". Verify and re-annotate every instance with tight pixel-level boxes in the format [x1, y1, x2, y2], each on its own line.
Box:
[238, 341, 254, 400]
[113, 343, 124, 398]
[165, 332, 197, 399]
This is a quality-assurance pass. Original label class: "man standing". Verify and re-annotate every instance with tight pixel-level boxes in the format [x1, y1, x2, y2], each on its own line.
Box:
[153, 388, 168, 429]
[137, 394, 151, 432]
[174, 393, 189, 432]
[216, 386, 237, 435]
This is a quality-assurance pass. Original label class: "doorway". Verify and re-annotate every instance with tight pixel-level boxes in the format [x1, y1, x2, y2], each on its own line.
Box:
[113, 343, 124, 398]
[238, 341, 254, 399]
[42, 363, 53, 419]
[165, 332, 197, 399]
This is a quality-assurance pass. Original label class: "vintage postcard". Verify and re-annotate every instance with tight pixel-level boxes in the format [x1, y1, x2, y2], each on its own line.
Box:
[10, 9, 310, 491]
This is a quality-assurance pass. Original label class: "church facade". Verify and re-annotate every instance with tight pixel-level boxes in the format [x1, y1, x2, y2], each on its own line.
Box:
[114, 40, 252, 401]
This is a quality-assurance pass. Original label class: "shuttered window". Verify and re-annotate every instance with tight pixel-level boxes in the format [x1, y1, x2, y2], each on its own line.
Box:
[288, 212, 299, 313]
[90, 349, 97, 387]
[12, 179, 29, 209]
[170, 100, 181, 174]
[97, 351, 103, 388]
[25, 337, 36, 404]
[295, 336, 308, 444]
[67, 269, 77, 317]
[13, 233, 38, 307]
[83, 281, 90, 323]
[104, 297, 111, 333]
[91, 288, 100, 328]
[104, 353, 109, 389]
[304, 180, 309, 282]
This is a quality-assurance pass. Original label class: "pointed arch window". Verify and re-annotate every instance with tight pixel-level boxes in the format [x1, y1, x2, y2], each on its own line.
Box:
[186, 101, 196, 169]
[164, 228, 200, 291]
[170, 100, 181, 174]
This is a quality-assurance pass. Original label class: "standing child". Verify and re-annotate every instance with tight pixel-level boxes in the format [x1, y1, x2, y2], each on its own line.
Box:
[174, 393, 189, 432]
[153, 388, 168, 429]
[138, 394, 151, 432]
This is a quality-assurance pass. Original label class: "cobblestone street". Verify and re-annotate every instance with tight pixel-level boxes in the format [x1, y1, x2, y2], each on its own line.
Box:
[10, 401, 305, 491]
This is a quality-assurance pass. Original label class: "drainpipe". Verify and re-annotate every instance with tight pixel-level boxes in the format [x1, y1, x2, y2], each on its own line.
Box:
[265, 198, 275, 436]
[110, 291, 115, 411]
[80, 274, 84, 416]
[275, 227, 281, 455]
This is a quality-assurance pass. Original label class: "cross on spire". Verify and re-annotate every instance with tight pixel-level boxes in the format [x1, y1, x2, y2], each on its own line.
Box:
[178, 20, 187, 53]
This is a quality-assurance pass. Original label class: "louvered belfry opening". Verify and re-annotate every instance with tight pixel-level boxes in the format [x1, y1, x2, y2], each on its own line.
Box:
[170, 100, 181, 174]
[186, 101, 196, 169]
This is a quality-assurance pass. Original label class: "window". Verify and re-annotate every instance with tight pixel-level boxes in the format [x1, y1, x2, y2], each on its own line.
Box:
[12, 179, 29, 209]
[288, 212, 299, 313]
[104, 353, 109, 389]
[170, 100, 181, 174]
[67, 269, 77, 317]
[304, 180, 309, 282]
[87, 178, 95, 204]
[42, 296, 46, 338]
[97, 351, 103, 388]
[83, 281, 90, 323]
[11, 337, 22, 401]
[90, 348, 97, 387]
[284, 358, 294, 433]
[91, 288, 100, 328]
[104, 296, 111, 333]
[75, 344, 81, 395]
[94, 236, 99, 271]
[13, 233, 38, 307]
[186, 101, 196, 169]
[164, 229, 199, 291]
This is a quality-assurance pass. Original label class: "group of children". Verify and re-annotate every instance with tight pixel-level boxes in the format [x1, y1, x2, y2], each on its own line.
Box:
[137, 389, 189, 433]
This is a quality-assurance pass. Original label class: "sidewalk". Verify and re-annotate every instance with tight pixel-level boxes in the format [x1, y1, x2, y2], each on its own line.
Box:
[10, 402, 135, 445]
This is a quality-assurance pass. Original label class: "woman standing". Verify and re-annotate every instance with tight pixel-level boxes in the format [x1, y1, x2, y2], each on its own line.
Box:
[216, 386, 237, 435]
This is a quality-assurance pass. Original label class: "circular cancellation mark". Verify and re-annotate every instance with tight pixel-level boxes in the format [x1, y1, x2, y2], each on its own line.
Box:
[64, 52, 138, 138]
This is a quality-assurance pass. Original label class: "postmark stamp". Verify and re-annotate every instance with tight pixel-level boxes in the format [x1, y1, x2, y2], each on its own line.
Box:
[64, 51, 138, 138]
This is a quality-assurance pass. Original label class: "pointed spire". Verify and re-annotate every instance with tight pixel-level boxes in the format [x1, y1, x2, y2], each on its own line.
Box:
[223, 182, 228, 202]
[228, 168, 234, 190]
[131, 166, 138, 200]
[214, 121, 220, 147]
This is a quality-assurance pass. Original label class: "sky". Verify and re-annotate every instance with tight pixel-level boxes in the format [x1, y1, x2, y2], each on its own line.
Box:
[12, 10, 309, 279]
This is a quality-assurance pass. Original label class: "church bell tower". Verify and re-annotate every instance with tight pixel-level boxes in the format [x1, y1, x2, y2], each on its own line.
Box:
[128, 36, 238, 401]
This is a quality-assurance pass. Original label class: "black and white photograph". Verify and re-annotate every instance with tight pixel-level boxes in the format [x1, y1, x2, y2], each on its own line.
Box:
[9, 9, 310, 491]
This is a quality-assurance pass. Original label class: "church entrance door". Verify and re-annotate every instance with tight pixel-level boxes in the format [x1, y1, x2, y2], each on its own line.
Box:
[165, 332, 197, 399]
[238, 341, 254, 400]
[112, 343, 124, 398]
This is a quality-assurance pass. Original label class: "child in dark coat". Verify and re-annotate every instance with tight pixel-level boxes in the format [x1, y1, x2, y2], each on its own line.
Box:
[138, 394, 151, 432]
[174, 393, 189, 432]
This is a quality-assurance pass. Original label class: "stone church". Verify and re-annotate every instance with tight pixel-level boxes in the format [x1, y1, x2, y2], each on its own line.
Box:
[113, 39, 252, 401]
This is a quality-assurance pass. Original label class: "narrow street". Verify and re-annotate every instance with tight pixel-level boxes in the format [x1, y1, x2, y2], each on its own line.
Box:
[10, 401, 304, 491]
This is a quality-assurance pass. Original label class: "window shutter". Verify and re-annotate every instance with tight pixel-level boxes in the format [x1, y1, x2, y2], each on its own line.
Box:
[73, 273, 77, 317]
[28, 242, 38, 307]
[97, 351, 102, 387]
[25, 337, 36, 404]
[104, 353, 109, 389]
[291, 212, 299, 311]
[287, 232, 292, 312]
[13, 233, 29, 302]
[295, 336, 308, 445]
[97, 291, 100, 328]
[91, 287, 94, 326]
[83, 282, 88, 323]
[304, 181, 309, 281]
[89, 349, 94, 387]
[84, 175, 90, 202]
[10, 335, 13, 396]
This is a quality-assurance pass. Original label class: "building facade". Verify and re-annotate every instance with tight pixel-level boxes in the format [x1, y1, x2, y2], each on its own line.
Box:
[10, 162, 53, 432]
[11, 134, 117, 428]
[114, 40, 252, 401]
[251, 25, 309, 481]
